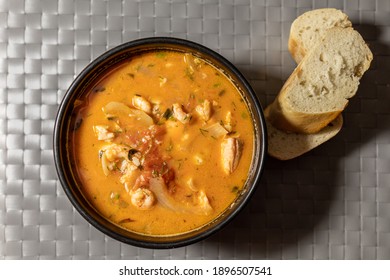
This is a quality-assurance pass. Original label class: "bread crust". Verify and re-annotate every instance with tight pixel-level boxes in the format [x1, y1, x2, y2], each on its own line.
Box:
[265, 108, 343, 160]
[266, 96, 343, 134]
[288, 37, 305, 63]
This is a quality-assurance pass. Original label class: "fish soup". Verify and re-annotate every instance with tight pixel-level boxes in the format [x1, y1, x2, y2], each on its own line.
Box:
[70, 50, 255, 236]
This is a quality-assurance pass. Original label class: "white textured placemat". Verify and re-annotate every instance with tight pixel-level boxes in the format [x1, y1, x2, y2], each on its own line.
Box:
[1, 0, 389, 259]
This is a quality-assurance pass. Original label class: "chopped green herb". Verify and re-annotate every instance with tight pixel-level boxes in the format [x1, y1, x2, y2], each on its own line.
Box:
[183, 114, 190, 121]
[185, 67, 194, 81]
[107, 116, 116, 121]
[147, 63, 155, 67]
[213, 83, 221, 88]
[162, 108, 173, 119]
[156, 52, 167, 58]
[127, 73, 135, 78]
[159, 76, 167, 85]
[177, 159, 183, 170]
[128, 149, 138, 160]
[166, 140, 173, 152]
[152, 169, 159, 177]
[231, 186, 240, 193]
[199, 128, 208, 136]
[110, 192, 120, 200]
[218, 89, 226, 96]
[241, 112, 248, 119]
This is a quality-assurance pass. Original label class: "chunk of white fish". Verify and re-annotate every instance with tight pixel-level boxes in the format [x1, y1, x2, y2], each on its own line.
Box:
[93, 125, 115, 141]
[195, 99, 212, 121]
[132, 95, 152, 114]
[221, 137, 242, 174]
[172, 103, 191, 124]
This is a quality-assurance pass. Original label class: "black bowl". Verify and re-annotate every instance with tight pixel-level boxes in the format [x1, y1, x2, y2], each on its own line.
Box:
[53, 37, 267, 249]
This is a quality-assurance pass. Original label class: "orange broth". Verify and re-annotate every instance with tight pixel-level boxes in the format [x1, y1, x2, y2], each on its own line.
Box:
[70, 51, 254, 236]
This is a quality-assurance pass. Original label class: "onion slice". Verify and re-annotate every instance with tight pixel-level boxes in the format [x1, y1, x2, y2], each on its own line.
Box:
[100, 151, 110, 176]
[103, 101, 153, 126]
[149, 177, 212, 215]
[204, 122, 228, 138]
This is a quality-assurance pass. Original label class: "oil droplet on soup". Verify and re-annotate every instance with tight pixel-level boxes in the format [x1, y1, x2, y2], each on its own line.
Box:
[70, 51, 254, 236]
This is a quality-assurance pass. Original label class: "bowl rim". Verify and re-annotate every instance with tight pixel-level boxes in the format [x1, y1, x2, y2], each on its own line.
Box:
[53, 36, 267, 249]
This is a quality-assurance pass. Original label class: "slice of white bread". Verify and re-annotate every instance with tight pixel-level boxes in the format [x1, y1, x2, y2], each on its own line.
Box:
[265, 9, 372, 160]
[266, 27, 373, 134]
[265, 107, 343, 160]
[289, 8, 352, 63]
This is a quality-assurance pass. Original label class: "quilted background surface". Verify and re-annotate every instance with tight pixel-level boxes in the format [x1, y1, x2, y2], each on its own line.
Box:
[1, 0, 390, 259]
